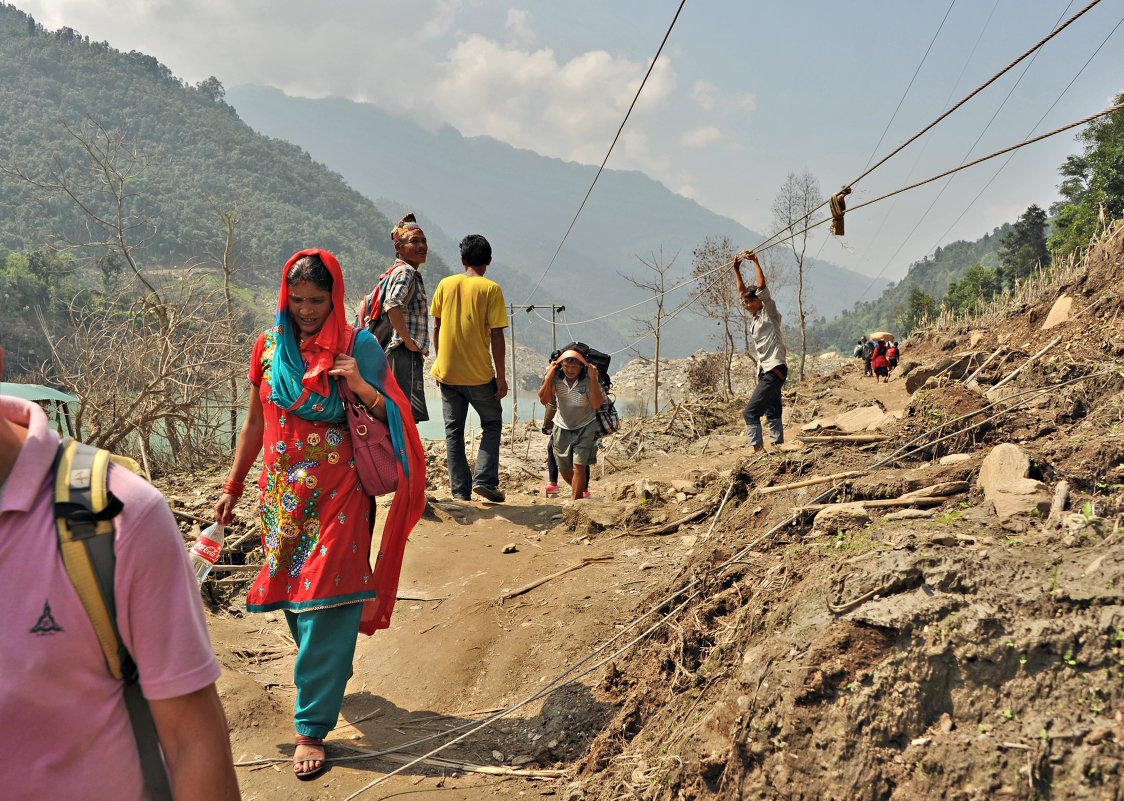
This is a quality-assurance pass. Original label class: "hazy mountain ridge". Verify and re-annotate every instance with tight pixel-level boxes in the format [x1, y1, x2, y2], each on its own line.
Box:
[227, 84, 888, 357]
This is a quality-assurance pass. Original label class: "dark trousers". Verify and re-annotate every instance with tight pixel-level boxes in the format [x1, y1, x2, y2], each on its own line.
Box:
[743, 365, 787, 447]
[863, 357, 873, 376]
[386, 346, 429, 422]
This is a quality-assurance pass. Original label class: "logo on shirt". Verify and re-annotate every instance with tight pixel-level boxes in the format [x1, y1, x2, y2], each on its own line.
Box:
[30, 600, 64, 635]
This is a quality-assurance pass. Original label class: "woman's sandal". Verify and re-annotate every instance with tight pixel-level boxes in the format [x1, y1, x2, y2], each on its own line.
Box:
[294, 734, 327, 781]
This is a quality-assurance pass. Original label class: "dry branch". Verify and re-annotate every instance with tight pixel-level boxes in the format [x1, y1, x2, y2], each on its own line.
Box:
[798, 434, 889, 444]
[759, 471, 863, 494]
[499, 556, 613, 601]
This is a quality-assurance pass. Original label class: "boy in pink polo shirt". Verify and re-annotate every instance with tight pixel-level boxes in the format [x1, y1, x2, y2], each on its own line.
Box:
[0, 342, 240, 800]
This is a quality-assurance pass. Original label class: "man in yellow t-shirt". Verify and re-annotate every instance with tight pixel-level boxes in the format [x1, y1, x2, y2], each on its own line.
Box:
[429, 235, 509, 502]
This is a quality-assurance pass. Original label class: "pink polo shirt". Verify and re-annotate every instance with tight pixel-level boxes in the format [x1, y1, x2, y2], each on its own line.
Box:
[0, 397, 222, 801]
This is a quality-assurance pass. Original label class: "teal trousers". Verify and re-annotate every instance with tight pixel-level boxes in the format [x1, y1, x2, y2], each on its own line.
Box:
[284, 602, 363, 738]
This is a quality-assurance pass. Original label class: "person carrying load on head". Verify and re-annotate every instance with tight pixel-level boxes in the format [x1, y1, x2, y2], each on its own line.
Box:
[538, 346, 604, 500]
[733, 249, 788, 452]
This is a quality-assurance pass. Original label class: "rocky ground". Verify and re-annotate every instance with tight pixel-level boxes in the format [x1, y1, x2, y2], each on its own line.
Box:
[163, 221, 1124, 800]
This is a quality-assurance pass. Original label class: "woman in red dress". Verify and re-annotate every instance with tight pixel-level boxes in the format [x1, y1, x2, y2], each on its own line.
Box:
[214, 249, 424, 780]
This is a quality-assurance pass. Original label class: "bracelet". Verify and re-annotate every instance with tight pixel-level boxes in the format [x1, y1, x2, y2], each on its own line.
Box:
[222, 479, 245, 499]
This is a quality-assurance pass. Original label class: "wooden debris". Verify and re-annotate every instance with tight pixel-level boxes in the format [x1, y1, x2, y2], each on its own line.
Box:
[631, 504, 715, 536]
[1047, 480, 1070, 524]
[798, 434, 889, 444]
[759, 470, 863, 494]
[794, 496, 947, 518]
[986, 334, 1062, 396]
[499, 556, 612, 601]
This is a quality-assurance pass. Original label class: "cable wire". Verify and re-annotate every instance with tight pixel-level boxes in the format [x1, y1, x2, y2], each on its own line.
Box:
[521, 0, 687, 306]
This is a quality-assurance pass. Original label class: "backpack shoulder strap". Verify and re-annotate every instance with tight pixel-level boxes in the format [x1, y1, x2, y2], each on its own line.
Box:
[54, 440, 173, 801]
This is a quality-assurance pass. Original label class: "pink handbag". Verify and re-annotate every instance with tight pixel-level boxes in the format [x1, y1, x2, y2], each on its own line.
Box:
[338, 329, 399, 497]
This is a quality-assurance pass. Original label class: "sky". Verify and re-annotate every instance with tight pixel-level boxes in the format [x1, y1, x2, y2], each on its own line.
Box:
[17, 0, 1124, 296]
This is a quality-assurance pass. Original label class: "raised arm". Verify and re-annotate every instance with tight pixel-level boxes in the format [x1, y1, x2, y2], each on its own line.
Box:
[538, 360, 559, 406]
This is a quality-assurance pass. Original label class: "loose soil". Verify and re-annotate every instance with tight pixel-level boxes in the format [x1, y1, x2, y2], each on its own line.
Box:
[165, 222, 1124, 801]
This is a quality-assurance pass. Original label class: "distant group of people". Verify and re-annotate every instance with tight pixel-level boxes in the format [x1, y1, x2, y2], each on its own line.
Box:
[855, 335, 900, 383]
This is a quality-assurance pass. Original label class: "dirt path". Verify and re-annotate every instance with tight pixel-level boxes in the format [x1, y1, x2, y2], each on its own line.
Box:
[205, 360, 921, 801]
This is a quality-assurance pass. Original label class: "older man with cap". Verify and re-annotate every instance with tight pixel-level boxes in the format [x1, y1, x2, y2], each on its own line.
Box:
[384, 213, 431, 421]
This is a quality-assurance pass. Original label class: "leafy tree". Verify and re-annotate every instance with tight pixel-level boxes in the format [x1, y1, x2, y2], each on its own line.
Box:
[895, 287, 937, 336]
[943, 262, 1000, 316]
[1049, 93, 1124, 258]
[998, 204, 1048, 288]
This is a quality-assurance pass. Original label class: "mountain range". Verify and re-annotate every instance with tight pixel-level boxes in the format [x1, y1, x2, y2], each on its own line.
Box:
[226, 85, 888, 358]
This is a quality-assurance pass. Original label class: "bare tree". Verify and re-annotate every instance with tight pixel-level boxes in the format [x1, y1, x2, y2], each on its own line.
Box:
[771, 171, 824, 380]
[9, 118, 244, 471]
[690, 235, 737, 397]
[621, 247, 678, 415]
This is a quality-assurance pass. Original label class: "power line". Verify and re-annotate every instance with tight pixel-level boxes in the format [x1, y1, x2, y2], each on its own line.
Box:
[520, 0, 687, 306]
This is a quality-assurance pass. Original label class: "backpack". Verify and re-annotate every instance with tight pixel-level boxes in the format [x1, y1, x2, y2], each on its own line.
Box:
[548, 342, 621, 434]
[887, 344, 899, 360]
[356, 264, 417, 349]
[53, 440, 173, 801]
[551, 341, 612, 392]
[861, 340, 875, 359]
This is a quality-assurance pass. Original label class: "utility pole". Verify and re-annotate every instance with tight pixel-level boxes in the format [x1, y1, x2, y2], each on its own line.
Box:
[528, 304, 566, 352]
[507, 303, 519, 447]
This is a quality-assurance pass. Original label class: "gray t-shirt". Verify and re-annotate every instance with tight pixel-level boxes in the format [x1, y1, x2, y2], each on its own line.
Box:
[750, 286, 787, 372]
[553, 375, 596, 430]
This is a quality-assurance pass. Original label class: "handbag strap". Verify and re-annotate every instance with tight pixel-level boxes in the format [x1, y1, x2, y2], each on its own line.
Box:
[337, 327, 361, 407]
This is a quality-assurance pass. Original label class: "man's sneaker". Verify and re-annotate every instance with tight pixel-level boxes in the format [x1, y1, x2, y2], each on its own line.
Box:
[543, 484, 560, 496]
[472, 485, 505, 503]
[451, 494, 472, 502]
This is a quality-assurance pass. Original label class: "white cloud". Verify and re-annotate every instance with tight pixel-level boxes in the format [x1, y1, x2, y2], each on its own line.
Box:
[690, 80, 719, 111]
[678, 126, 726, 149]
[504, 8, 534, 46]
[424, 34, 677, 170]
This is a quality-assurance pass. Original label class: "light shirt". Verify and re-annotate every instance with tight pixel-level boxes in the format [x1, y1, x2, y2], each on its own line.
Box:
[553, 375, 596, 430]
[429, 274, 508, 386]
[0, 396, 221, 801]
[749, 286, 787, 372]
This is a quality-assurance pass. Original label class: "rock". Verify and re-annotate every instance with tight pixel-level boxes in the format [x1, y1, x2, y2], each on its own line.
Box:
[939, 453, 973, 465]
[562, 501, 628, 535]
[901, 481, 970, 499]
[905, 355, 973, 393]
[502, 543, 518, 554]
[492, 750, 505, 762]
[833, 405, 888, 432]
[812, 503, 872, 534]
[669, 479, 697, 494]
[978, 443, 1031, 490]
[1042, 294, 1073, 330]
[939, 712, 955, 733]
[968, 331, 985, 348]
[978, 444, 1051, 521]
[991, 478, 1052, 519]
[633, 480, 654, 501]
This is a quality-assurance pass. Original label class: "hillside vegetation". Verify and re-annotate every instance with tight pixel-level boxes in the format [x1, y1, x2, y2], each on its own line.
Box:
[815, 93, 1124, 353]
[0, 3, 455, 373]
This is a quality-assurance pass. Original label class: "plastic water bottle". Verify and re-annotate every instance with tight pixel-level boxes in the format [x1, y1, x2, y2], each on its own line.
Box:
[189, 522, 225, 584]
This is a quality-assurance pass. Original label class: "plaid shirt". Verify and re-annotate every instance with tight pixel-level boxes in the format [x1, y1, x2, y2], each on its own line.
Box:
[383, 260, 429, 355]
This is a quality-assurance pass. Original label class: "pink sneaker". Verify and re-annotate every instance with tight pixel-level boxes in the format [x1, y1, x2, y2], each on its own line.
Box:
[544, 484, 559, 496]
[581, 491, 590, 499]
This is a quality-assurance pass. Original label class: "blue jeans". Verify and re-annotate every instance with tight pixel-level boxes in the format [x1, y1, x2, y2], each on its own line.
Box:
[744, 365, 787, 447]
[440, 379, 503, 498]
